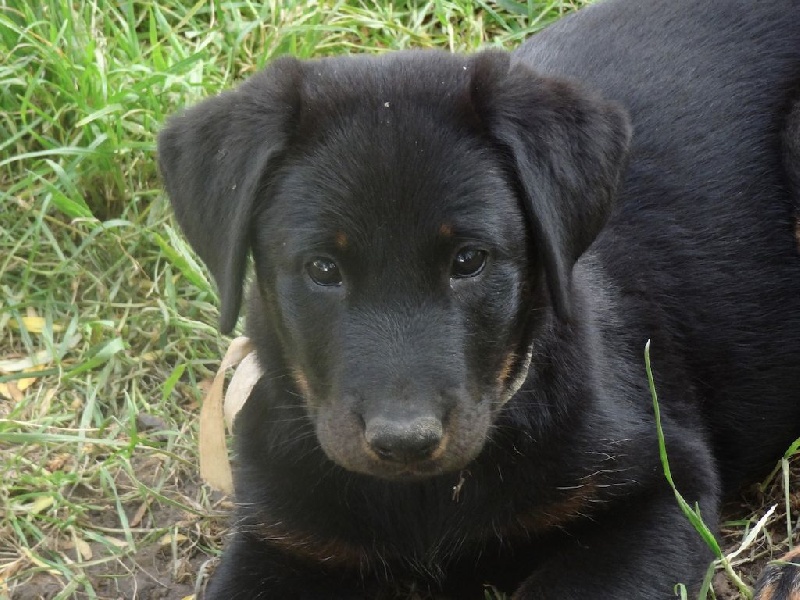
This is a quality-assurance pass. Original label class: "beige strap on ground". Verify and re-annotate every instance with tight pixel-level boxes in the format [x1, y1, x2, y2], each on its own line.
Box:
[198, 336, 261, 494]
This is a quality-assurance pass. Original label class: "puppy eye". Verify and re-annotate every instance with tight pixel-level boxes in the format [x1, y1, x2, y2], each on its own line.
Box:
[451, 247, 488, 279]
[306, 257, 342, 286]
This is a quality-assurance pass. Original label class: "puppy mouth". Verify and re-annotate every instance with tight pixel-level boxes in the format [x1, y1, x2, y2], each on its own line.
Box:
[369, 460, 449, 481]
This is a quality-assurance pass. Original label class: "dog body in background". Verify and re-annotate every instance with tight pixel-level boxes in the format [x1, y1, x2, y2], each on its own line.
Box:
[158, 0, 800, 598]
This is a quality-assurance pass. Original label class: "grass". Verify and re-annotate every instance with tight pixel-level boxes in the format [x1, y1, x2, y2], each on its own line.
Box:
[645, 341, 800, 600]
[0, 0, 796, 598]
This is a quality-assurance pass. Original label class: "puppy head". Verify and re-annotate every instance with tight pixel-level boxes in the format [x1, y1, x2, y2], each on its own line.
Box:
[158, 50, 630, 480]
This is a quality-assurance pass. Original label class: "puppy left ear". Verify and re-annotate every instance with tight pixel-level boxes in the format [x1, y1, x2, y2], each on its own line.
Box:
[470, 51, 632, 320]
[158, 57, 303, 333]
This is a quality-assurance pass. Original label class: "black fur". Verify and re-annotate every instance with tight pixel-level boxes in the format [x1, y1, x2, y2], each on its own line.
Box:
[158, 0, 800, 597]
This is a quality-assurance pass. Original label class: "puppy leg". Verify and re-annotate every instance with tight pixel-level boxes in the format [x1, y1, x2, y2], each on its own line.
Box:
[512, 491, 718, 599]
[204, 531, 370, 600]
[754, 547, 800, 600]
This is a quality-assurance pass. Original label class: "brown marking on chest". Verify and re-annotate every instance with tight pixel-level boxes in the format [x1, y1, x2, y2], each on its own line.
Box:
[256, 520, 372, 569]
[512, 482, 600, 533]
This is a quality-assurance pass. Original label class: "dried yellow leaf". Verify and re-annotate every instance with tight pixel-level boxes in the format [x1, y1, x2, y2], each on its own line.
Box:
[28, 495, 55, 515]
[105, 536, 129, 548]
[158, 532, 189, 548]
[0, 382, 20, 401]
[16, 364, 47, 391]
[74, 537, 93, 561]
[8, 316, 64, 334]
[20, 548, 60, 574]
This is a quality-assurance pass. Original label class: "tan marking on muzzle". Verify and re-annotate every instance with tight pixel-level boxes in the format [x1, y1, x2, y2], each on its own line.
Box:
[498, 346, 533, 406]
[497, 352, 517, 386]
[292, 366, 312, 401]
[361, 435, 384, 462]
[428, 431, 450, 461]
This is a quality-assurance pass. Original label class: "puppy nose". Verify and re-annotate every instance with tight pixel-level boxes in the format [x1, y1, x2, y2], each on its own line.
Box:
[364, 416, 443, 463]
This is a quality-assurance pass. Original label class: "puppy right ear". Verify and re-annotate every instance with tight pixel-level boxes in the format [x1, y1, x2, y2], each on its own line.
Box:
[158, 56, 302, 333]
[469, 50, 631, 321]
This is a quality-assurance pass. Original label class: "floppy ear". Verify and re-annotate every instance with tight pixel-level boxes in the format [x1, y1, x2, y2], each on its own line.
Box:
[470, 51, 632, 320]
[158, 57, 302, 333]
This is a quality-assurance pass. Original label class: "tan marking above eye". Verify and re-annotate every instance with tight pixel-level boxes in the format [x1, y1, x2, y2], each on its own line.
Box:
[439, 223, 453, 237]
[335, 231, 349, 249]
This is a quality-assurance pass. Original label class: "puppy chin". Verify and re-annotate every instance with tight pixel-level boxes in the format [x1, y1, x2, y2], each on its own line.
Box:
[342, 457, 454, 482]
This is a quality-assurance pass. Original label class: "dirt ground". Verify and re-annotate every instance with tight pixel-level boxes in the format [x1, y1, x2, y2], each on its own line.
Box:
[8, 460, 798, 600]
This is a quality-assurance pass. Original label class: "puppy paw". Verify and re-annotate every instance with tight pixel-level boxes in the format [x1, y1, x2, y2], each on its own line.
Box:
[754, 547, 800, 600]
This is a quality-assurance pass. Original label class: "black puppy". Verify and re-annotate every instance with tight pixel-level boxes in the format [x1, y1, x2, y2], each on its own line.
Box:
[158, 0, 800, 597]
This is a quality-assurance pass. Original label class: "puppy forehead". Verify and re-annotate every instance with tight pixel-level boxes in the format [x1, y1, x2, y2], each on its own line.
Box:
[272, 120, 515, 248]
[258, 52, 525, 250]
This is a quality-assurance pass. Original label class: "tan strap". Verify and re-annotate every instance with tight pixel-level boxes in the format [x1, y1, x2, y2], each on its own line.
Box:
[224, 351, 262, 431]
[199, 336, 256, 494]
